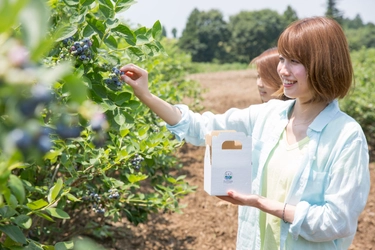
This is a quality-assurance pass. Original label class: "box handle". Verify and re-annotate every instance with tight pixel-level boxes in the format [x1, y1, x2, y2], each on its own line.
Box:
[222, 140, 242, 150]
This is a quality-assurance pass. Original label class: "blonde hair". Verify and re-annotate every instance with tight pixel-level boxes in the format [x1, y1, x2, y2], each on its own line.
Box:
[277, 16, 353, 103]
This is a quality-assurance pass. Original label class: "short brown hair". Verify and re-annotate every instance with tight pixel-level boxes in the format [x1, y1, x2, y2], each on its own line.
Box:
[250, 47, 289, 100]
[277, 16, 353, 103]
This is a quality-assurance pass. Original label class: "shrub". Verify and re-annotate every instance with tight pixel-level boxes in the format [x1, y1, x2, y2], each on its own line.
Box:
[0, 0, 200, 248]
[340, 48, 375, 160]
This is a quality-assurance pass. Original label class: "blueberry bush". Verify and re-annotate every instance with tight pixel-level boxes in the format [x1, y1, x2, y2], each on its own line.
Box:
[0, 0, 200, 249]
[340, 48, 375, 159]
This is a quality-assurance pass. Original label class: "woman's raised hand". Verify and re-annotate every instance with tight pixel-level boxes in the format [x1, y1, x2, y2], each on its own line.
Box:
[120, 64, 150, 100]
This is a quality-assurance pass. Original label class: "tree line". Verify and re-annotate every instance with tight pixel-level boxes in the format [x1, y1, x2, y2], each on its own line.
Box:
[166, 1, 375, 64]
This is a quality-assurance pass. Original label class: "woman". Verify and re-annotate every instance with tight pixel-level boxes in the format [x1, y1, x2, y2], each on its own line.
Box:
[251, 47, 289, 102]
[120, 16, 370, 250]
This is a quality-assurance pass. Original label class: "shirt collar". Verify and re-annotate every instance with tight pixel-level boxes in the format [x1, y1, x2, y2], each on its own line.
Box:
[278, 99, 340, 132]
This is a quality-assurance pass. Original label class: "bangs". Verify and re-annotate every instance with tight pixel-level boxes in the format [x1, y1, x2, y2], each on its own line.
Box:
[277, 24, 307, 63]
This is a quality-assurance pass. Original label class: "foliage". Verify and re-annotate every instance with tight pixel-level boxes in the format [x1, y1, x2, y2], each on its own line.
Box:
[345, 23, 375, 51]
[282, 5, 299, 26]
[325, 0, 343, 24]
[340, 48, 375, 159]
[227, 9, 288, 64]
[192, 62, 249, 73]
[178, 8, 231, 63]
[0, 0, 201, 249]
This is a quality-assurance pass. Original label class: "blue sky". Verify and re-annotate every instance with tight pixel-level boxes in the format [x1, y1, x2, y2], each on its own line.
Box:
[120, 0, 375, 37]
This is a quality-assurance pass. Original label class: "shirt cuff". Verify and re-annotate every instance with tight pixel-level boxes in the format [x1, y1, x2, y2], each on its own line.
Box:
[166, 104, 190, 141]
[289, 201, 310, 240]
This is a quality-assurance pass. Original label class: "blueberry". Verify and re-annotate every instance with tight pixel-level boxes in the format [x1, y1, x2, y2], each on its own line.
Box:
[11, 129, 32, 151]
[19, 99, 38, 117]
[37, 135, 52, 153]
[56, 124, 82, 139]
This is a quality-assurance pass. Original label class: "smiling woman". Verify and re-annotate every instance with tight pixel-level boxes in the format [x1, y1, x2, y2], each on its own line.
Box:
[120, 16, 370, 250]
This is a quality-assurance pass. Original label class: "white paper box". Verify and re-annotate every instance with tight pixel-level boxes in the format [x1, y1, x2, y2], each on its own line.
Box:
[204, 131, 252, 196]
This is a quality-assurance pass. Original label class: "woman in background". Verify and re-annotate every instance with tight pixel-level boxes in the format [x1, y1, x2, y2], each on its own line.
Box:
[251, 47, 289, 102]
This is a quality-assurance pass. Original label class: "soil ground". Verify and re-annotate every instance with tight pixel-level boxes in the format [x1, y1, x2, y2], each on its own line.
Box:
[105, 69, 375, 250]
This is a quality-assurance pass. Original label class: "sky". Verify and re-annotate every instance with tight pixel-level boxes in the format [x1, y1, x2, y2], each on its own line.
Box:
[119, 0, 375, 38]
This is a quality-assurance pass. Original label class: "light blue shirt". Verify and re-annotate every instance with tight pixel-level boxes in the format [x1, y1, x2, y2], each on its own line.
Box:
[166, 99, 370, 250]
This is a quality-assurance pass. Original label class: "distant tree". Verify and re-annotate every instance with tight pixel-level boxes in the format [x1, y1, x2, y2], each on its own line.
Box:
[283, 5, 299, 25]
[178, 8, 230, 62]
[227, 9, 287, 63]
[345, 23, 375, 50]
[342, 14, 364, 29]
[162, 25, 167, 37]
[172, 28, 177, 38]
[325, 0, 343, 24]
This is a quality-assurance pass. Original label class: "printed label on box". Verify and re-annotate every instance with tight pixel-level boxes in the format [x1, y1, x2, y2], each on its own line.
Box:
[204, 131, 252, 196]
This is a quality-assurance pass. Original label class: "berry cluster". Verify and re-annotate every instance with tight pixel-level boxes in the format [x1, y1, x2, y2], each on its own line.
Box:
[68, 38, 93, 63]
[83, 191, 106, 214]
[108, 189, 120, 199]
[10, 127, 52, 154]
[131, 154, 144, 169]
[19, 84, 52, 118]
[103, 67, 124, 90]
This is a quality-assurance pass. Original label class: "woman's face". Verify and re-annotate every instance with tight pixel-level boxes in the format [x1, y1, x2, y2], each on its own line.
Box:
[277, 55, 311, 101]
[256, 73, 279, 103]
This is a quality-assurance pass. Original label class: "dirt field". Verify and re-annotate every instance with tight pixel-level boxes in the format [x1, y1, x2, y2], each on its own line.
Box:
[106, 69, 375, 249]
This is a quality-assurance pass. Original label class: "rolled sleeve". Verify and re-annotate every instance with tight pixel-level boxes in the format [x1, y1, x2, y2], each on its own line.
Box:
[289, 135, 370, 242]
[167, 104, 256, 146]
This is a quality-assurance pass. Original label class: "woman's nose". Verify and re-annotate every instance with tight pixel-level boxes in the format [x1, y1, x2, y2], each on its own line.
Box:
[278, 63, 290, 77]
[256, 79, 264, 87]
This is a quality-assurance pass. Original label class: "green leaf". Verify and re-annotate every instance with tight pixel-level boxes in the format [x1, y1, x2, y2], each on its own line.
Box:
[27, 199, 49, 210]
[114, 92, 131, 105]
[14, 214, 32, 229]
[136, 35, 150, 46]
[35, 211, 55, 222]
[0, 225, 27, 245]
[126, 173, 148, 184]
[8, 175, 25, 204]
[0, 0, 28, 34]
[99, 4, 114, 18]
[19, 0, 50, 51]
[114, 113, 125, 126]
[104, 35, 118, 50]
[124, 100, 140, 110]
[115, 0, 135, 13]
[55, 241, 74, 250]
[55, 25, 78, 42]
[0, 206, 16, 218]
[86, 16, 106, 38]
[112, 24, 136, 45]
[81, 0, 96, 7]
[62, 74, 89, 104]
[66, 193, 81, 202]
[45, 208, 71, 219]
[138, 125, 150, 137]
[42, 61, 72, 85]
[152, 20, 162, 40]
[98, 0, 113, 9]
[62, 0, 79, 6]
[83, 24, 95, 37]
[48, 178, 63, 203]
[126, 47, 144, 60]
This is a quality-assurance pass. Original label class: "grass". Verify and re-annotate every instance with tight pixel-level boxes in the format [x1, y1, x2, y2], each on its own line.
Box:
[191, 62, 250, 73]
